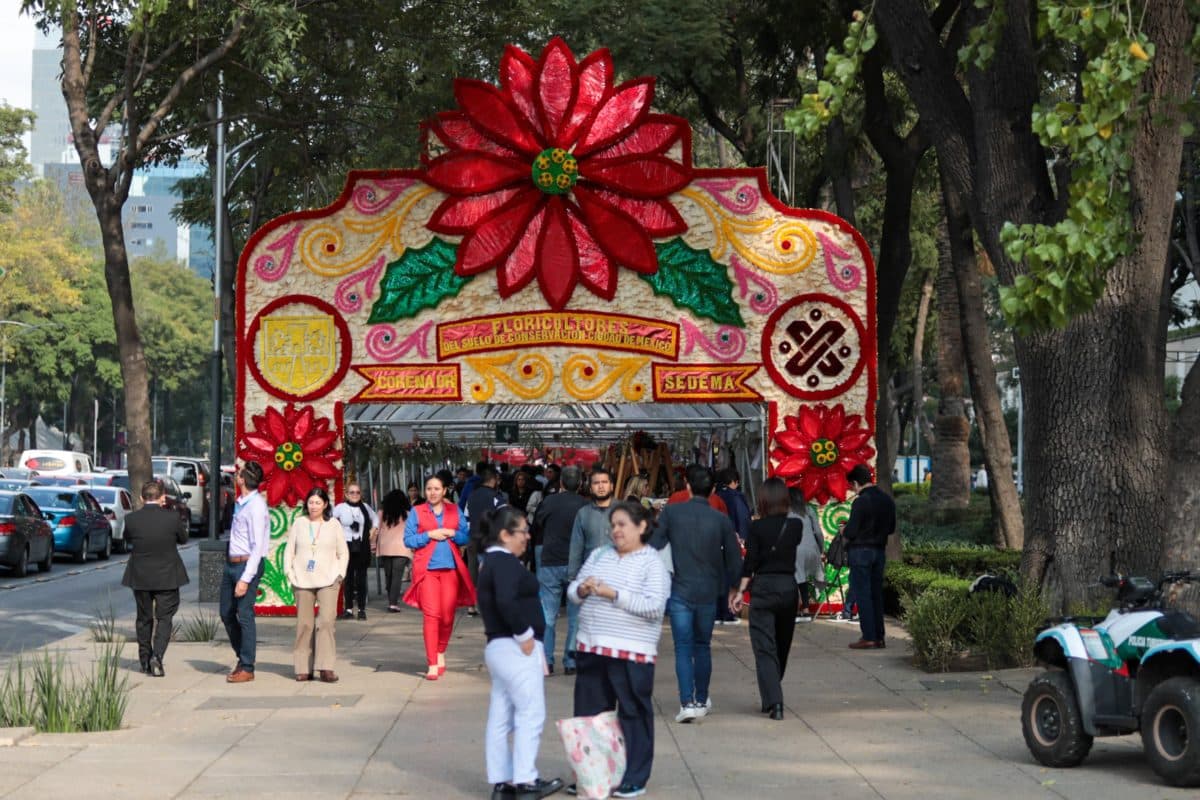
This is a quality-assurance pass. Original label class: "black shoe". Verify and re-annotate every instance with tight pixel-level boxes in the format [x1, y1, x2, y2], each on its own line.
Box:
[467, 606, 478, 616]
[564, 784, 577, 796]
[513, 777, 564, 799]
[340, 610, 354, 620]
[761, 703, 770, 714]
[357, 609, 367, 620]
[563, 666, 576, 676]
[150, 656, 165, 678]
[139, 659, 152, 675]
[769, 703, 785, 720]
[546, 664, 554, 675]
[491, 783, 517, 799]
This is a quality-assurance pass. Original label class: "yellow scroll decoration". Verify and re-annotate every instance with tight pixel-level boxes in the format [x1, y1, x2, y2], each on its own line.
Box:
[680, 187, 818, 275]
[563, 353, 649, 401]
[299, 186, 436, 278]
[464, 353, 555, 401]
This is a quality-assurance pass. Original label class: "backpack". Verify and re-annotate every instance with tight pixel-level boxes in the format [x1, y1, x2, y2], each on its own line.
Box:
[825, 532, 849, 570]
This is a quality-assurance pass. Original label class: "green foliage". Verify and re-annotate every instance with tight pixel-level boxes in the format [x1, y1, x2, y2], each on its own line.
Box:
[0, 644, 129, 732]
[957, 0, 1007, 70]
[894, 492, 996, 546]
[901, 544, 1023, 577]
[902, 588, 969, 671]
[641, 239, 745, 327]
[785, 8, 877, 140]
[369, 239, 472, 322]
[0, 104, 34, 214]
[173, 612, 222, 642]
[887, 562, 973, 599]
[994, 3, 1155, 332]
[89, 605, 122, 644]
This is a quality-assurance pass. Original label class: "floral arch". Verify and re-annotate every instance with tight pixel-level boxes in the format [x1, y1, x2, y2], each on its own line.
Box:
[236, 39, 876, 612]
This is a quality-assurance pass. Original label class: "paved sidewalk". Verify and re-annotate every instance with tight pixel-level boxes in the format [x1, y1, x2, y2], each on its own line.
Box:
[0, 590, 1193, 799]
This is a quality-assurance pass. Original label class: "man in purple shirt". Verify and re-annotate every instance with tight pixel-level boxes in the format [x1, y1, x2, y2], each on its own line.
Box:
[221, 461, 270, 683]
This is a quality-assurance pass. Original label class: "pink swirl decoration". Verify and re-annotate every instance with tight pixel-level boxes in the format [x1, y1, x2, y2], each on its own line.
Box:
[335, 255, 386, 314]
[694, 177, 760, 214]
[365, 321, 433, 361]
[352, 178, 417, 216]
[253, 223, 302, 282]
[731, 255, 778, 314]
[817, 231, 863, 292]
[679, 318, 746, 362]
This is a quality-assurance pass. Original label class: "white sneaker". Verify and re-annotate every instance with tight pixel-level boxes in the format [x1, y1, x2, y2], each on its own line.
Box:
[675, 703, 698, 723]
[724, 618, 741, 626]
[795, 614, 812, 624]
[693, 700, 710, 719]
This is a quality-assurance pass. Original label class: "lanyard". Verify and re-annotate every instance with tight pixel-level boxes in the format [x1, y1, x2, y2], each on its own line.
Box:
[308, 520, 320, 548]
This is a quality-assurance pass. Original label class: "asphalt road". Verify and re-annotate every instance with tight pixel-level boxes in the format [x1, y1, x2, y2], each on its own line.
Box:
[0, 541, 201, 657]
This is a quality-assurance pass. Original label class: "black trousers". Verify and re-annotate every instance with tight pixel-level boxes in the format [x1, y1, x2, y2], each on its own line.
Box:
[380, 555, 410, 606]
[133, 588, 180, 664]
[344, 544, 370, 610]
[573, 651, 656, 788]
[748, 573, 798, 708]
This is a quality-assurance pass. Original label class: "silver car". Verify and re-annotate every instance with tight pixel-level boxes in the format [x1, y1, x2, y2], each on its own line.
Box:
[86, 486, 134, 553]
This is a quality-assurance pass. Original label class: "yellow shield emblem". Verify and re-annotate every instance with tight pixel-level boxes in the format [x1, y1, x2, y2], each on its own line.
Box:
[259, 314, 338, 396]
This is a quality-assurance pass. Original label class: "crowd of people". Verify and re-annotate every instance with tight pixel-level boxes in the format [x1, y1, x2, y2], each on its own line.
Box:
[123, 457, 895, 800]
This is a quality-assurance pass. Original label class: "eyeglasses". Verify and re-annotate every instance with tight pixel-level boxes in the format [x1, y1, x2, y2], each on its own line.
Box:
[346, 490, 361, 495]
[510, 527, 530, 535]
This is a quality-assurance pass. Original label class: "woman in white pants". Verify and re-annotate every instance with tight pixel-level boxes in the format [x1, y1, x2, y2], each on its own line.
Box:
[477, 506, 564, 800]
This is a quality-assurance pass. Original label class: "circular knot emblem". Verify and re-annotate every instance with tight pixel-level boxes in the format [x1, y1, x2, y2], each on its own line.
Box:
[274, 441, 305, 472]
[531, 148, 577, 195]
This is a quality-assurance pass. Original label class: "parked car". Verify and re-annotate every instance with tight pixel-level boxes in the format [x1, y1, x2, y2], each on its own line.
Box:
[108, 472, 191, 536]
[0, 490, 54, 576]
[23, 487, 112, 563]
[0, 468, 39, 480]
[78, 472, 120, 487]
[86, 486, 134, 554]
[35, 474, 89, 487]
[0, 479, 42, 492]
[153, 457, 210, 532]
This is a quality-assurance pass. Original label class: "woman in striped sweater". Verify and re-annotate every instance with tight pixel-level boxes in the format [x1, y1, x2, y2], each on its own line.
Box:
[567, 501, 670, 799]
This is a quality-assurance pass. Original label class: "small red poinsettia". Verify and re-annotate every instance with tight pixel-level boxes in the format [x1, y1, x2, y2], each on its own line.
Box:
[422, 37, 693, 309]
[238, 404, 341, 507]
[771, 404, 875, 505]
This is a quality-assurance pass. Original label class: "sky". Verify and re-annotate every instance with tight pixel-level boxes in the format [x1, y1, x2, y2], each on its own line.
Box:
[0, 0, 35, 111]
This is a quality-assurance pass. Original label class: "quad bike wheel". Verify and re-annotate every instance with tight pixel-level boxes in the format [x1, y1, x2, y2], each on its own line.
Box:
[1142, 677, 1200, 787]
[1021, 671, 1093, 767]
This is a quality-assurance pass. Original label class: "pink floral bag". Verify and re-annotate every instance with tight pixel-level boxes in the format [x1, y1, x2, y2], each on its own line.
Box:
[555, 710, 626, 799]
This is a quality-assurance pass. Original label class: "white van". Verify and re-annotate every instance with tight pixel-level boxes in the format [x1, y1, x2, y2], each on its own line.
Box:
[18, 450, 95, 475]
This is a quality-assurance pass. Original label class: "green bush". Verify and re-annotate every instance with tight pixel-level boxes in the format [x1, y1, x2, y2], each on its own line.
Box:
[895, 492, 995, 546]
[903, 589, 969, 672]
[901, 545, 1022, 577]
[0, 643, 129, 732]
[173, 612, 222, 642]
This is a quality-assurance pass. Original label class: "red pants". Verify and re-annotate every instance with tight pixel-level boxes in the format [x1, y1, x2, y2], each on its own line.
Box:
[419, 568, 460, 667]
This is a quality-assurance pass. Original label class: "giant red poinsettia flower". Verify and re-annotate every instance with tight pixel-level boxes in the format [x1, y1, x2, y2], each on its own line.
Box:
[422, 38, 693, 309]
[238, 404, 341, 507]
[771, 404, 875, 505]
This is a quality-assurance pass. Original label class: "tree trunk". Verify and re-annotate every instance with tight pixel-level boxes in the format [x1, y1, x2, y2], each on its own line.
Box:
[910, 267, 934, 472]
[1164, 357, 1200, 611]
[929, 217, 971, 510]
[96, 199, 153, 495]
[942, 175, 1023, 549]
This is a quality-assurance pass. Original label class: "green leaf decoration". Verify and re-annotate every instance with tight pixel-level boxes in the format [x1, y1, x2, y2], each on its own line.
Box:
[368, 238, 471, 322]
[641, 238, 745, 327]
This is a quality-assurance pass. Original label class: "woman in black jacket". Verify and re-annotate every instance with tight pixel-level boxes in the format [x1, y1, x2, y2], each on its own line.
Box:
[729, 477, 801, 720]
[477, 506, 564, 800]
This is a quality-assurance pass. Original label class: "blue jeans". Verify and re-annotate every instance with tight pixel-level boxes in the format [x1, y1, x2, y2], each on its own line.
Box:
[848, 547, 886, 643]
[219, 561, 262, 671]
[667, 594, 716, 705]
[535, 547, 577, 669]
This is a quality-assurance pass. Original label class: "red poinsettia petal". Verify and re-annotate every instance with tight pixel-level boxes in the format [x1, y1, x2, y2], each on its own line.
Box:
[266, 477, 287, 507]
[429, 188, 521, 235]
[826, 469, 850, 501]
[824, 405, 846, 440]
[454, 79, 542, 154]
[303, 456, 340, 480]
[560, 49, 613, 145]
[775, 431, 809, 451]
[581, 154, 692, 198]
[838, 431, 872, 452]
[458, 192, 543, 275]
[844, 414, 863, 430]
[587, 115, 685, 159]
[500, 45, 543, 137]
[801, 470, 826, 503]
[427, 112, 520, 159]
[535, 39, 576, 144]
[774, 454, 808, 478]
[565, 203, 614, 298]
[498, 206, 547, 296]
[535, 199, 579, 310]
[797, 408, 822, 440]
[241, 434, 276, 454]
[588, 189, 686, 237]
[424, 151, 528, 195]
[264, 406, 288, 445]
[290, 470, 316, 499]
[291, 406, 314, 443]
[575, 77, 654, 157]
[573, 187, 658, 273]
[301, 429, 338, 454]
[784, 416, 800, 432]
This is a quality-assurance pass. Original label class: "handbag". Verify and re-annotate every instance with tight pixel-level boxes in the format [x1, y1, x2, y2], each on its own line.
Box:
[826, 532, 849, 570]
[556, 710, 626, 799]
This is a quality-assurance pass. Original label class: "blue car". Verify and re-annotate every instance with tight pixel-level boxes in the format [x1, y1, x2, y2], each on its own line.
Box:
[23, 487, 112, 563]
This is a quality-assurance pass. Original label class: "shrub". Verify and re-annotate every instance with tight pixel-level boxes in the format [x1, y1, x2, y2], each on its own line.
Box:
[895, 492, 995, 546]
[0, 644, 129, 733]
[901, 545, 1022, 577]
[89, 605, 123, 644]
[903, 589, 969, 672]
[174, 612, 222, 642]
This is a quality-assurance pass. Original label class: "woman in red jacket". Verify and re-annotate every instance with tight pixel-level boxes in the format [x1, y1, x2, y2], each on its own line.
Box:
[403, 473, 473, 680]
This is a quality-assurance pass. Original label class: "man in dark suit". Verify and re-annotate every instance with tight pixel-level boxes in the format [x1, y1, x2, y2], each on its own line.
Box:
[122, 479, 190, 676]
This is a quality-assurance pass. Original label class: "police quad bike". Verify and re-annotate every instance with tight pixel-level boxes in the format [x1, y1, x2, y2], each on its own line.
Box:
[1021, 571, 1200, 787]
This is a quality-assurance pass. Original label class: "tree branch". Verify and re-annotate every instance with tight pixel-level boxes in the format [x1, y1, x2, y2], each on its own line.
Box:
[686, 75, 750, 163]
[930, 0, 962, 35]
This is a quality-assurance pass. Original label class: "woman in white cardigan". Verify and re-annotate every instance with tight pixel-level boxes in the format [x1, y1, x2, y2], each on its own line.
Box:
[567, 500, 669, 799]
[285, 487, 349, 683]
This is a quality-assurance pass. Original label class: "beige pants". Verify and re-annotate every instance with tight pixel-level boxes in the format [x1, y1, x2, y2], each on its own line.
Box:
[293, 584, 339, 674]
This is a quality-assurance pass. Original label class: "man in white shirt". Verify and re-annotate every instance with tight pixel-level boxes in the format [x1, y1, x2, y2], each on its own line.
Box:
[221, 461, 270, 683]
